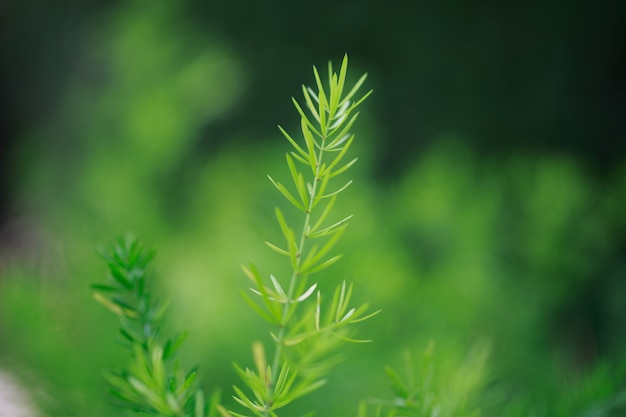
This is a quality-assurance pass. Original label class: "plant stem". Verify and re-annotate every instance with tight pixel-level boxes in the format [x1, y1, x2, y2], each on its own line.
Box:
[264, 136, 326, 416]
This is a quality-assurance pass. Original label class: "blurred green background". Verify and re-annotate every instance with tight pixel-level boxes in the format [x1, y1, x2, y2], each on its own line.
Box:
[1, 1, 625, 416]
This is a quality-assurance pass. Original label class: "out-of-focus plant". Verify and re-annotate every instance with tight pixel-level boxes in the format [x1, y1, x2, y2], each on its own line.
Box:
[92, 235, 221, 417]
[358, 342, 490, 417]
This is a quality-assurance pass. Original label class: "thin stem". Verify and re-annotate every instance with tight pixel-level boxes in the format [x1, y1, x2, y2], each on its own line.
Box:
[264, 135, 327, 416]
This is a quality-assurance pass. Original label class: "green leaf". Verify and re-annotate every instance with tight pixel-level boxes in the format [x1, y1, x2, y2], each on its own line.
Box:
[315, 291, 321, 330]
[309, 195, 337, 233]
[302, 85, 321, 123]
[385, 366, 410, 399]
[276, 379, 326, 407]
[207, 389, 223, 417]
[240, 290, 280, 324]
[290, 151, 309, 165]
[285, 153, 300, 188]
[307, 215, 352, 239]
[274, 208, 298, 265]
[300, 118, 318, 173]
[350, 88, 373, 110]
[328, 157, 358, 179]
[292, 98, 321, 138]
[342, 72, 368, 105]
[335, 280, 353, 322]
[296, 172, 308, 208]
[130, 344, 153, 385]
[176, 368, 198, 399]
[270, 274, 287, 299]
[327, 60, 336, 110]
[165, 392, 184, 415]
[349, 306, 382, 324]
[272, 370, 300, 409]
[278, 125, 308, 159]
[300, 228, 345, 272]
[148, 298, 170, 323]
[320, 135, 354, 177]
[264, 241, 290, 257]
[241, 264, 282, 323]
[327, 112, 359, 147]
[90, 283, 119, 292]
[92, 294, 137, 318]
[268, 175, 305, 211]
[241, 368, 267, 406]
[335, 55, 349, 110]
[300, 254, 342, 275]
[330, 332, 372, 343]
[226, 410, 252, 417]
[273, 362, 293, 396]
[120, 328, 139, 343]
[163, 331, 189, 360]
[320, 180, 353, 200]
[232, 385, 264, 416]
[312, 65, 328, 130]
[104, 371, 133, 394]
[328, 73, 340, 117]
[108, 263, 133, 289]
[128, 376, 165, 410]
[111, 297, 137, 314]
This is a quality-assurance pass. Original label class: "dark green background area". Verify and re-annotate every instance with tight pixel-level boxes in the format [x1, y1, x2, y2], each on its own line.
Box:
[1, 1, 625, 180]
[0, 1, 625, 416]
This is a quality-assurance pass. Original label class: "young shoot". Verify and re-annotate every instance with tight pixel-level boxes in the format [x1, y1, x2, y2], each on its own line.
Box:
[92, 235, 221, 417]
[232, 54, 379, 417]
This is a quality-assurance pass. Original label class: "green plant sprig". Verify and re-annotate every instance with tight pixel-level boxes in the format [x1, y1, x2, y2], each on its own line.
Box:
[92, 235, 220, 417]
[358, 343, 490, 417]
[232, 55, 379, 417]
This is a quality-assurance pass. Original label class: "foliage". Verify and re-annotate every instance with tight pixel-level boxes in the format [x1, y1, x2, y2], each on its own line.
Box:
[230, 55, 378, 417]
[89, 55, 379, 417]
[92, 235, 220, 417]
[1, 35, 625, 417]
[358, 342, 489, 417]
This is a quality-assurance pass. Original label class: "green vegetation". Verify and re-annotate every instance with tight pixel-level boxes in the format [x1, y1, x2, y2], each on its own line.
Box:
[90, 56, 380, 417]
[92, 236, 217, 417]
[230, 55, 378, 417]
[0, 10, 625, 416]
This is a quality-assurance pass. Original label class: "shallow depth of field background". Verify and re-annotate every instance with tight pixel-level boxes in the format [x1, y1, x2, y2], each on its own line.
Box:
[1, 1, 625, 416]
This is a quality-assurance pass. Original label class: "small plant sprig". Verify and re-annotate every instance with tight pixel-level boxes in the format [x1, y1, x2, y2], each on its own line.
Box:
[92, 235, 219, 417]
[358, 343, 490, 417]
[231, 55, 379, 417]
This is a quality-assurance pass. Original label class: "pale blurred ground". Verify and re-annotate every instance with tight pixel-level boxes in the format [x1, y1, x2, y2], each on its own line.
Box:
[0, 372, 38, 417]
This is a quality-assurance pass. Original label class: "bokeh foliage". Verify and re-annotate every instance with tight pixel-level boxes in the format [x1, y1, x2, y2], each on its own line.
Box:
[1, 1, 626, 417]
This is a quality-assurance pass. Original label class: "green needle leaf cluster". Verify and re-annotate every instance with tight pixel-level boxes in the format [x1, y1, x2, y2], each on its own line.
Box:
[232, 55, 379, 417]
[358, 343, 490, 417]
[92, 235, 220, 417]
[91, 55, 377, 417]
